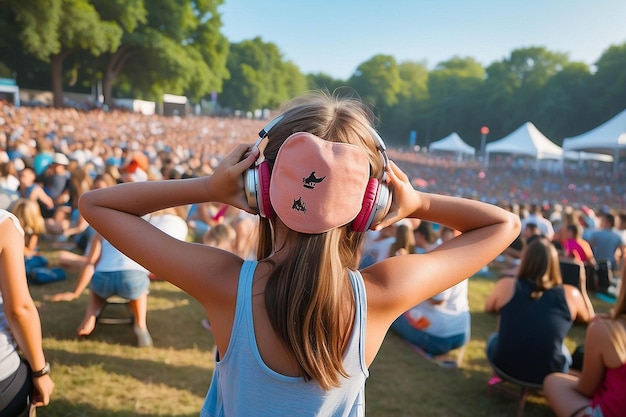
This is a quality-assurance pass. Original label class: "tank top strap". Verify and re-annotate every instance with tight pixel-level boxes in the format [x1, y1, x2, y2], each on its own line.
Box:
[227, 260, 258, 351]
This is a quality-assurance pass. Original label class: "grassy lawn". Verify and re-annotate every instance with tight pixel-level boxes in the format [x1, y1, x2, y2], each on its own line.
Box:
[28, 246, 613, 417]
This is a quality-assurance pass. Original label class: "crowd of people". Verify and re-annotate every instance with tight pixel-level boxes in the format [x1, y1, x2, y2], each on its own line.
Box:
[0, 99, 624, 416]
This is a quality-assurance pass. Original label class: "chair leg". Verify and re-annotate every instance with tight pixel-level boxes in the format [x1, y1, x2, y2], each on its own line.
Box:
[455, 344, 467, 367]
[516, 387, 530, 417]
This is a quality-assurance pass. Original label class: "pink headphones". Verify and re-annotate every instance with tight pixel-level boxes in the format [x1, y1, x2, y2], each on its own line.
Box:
[244, 116, 392, 232]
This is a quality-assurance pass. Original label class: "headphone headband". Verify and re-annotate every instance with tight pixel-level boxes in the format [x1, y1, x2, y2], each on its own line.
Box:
[244, 115, 393, 231]
[252, 115, 285, 150]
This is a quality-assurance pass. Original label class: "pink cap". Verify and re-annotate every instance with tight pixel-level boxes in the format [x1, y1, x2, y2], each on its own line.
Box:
[269, 132, 370, 234]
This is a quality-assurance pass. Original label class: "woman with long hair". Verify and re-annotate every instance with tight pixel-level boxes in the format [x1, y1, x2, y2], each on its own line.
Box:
[10, 198, 46, 258]
[485, 237, 595, 385]
[544, 266, 626, 417]
[78, 91, 520, 415]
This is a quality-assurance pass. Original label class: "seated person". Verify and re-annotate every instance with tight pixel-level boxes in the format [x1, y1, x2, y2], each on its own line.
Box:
[484, 237, 595, 385]
[391, 280, 470, 358]
[391, 227, 469, 358]
[10, 198, 46, 258]
[17, 166, 54, 215]
[50, 233, 154, 347]
[203, 223, 236, 252]
[55, 174, 117, 270]
[359, 223, 396, 268]
[543, 265, 626, 417]
[563, 224, 596, 266]
[387, 222, 415, 257]
[186, 201, 225, 242]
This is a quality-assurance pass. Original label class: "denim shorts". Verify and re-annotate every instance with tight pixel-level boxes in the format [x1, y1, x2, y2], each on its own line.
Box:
[90, 270, 150, 300]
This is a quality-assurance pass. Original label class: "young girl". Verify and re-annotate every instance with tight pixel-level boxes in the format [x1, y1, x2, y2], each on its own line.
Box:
[78, 92, 520, 415]
[544, 265, 626, 417]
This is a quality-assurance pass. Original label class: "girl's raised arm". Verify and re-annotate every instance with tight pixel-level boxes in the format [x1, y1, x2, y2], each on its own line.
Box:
[364, 161, 521, 324]
[78, 144, 258, 305]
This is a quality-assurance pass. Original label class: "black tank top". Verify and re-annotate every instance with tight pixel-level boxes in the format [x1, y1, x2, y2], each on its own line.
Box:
[493, 279, 572, 384]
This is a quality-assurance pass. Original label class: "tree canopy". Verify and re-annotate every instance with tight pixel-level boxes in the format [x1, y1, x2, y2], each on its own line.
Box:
[1, 3, 625, 149]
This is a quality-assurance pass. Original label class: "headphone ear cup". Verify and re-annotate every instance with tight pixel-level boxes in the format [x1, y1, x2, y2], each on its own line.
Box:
[352, 178, 379, 232]
[368, 183, 392, 230]
[244, 166, 259, 213]
[256, 161, 275, 219]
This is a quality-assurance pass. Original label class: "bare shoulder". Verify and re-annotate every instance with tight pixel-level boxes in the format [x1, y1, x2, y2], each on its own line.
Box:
[485, 276, 516, 313]
[562, 284, 584, 303]
[493, 276, 516, 292]
[587, 316, 624, 339]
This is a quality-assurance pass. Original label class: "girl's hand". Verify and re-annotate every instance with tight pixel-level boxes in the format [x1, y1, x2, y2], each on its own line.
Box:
[48, 292, 77, 302]
[31, 373, 54, 407]
[374, 161, 421, 229]
[208, 144, 260, 212]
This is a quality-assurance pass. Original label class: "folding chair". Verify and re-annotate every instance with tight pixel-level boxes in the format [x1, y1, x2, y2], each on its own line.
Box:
[486, 356, 543, 417]
[15, 396, 36, 417]
[96, 296, 134, 325]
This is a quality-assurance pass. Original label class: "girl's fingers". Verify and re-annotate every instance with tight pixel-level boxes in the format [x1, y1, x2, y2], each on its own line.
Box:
[387, 160, 409, 183]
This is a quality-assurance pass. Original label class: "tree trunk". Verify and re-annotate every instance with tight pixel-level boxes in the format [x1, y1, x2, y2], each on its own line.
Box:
[102, 45, 136, 107]
[50, 53, 67, 108]
[102, 64, 115, 108]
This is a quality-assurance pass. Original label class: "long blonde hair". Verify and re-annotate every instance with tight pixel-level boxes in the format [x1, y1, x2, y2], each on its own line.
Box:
[257, 91, 383, 390]
[11, 198, 46, 236]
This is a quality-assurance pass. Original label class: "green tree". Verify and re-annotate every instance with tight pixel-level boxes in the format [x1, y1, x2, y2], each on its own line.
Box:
[589, 41, 626, 123]
[481, 47, 569, 140]
[347, 54, 402, 111]
[506, 47, 569, 126]
[220, 37, 302, 113]
[94, 0, 229, 106]
[282, 61, 308, 100]
[426, 56, 484, 145]
[535, 62, 593, 142]
[383, 61, 429, 146]
[306, 72, 346, 94]
[6, 0, 122, 107]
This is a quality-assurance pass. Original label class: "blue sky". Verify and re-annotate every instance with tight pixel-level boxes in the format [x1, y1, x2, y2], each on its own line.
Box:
[219, 0, 626, 80]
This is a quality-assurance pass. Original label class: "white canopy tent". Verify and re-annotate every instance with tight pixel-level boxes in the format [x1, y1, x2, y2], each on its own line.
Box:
[485, 122, 563, 168]
[562, 109, 626, 174]
[429, 132, 475, 159]
[563, 151, 614, 163]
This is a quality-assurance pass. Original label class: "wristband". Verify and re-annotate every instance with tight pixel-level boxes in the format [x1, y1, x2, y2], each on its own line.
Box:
[31, 362, 50, 378]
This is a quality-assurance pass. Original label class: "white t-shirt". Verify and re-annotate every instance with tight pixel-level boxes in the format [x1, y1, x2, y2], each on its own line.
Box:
[406, 279, 470, 338]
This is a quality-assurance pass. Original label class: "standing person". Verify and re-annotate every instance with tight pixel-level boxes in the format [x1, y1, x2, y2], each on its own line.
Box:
[0, 209, 54, 415]
[543, 264, 626, 417]
[78, 92, 520, 416]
